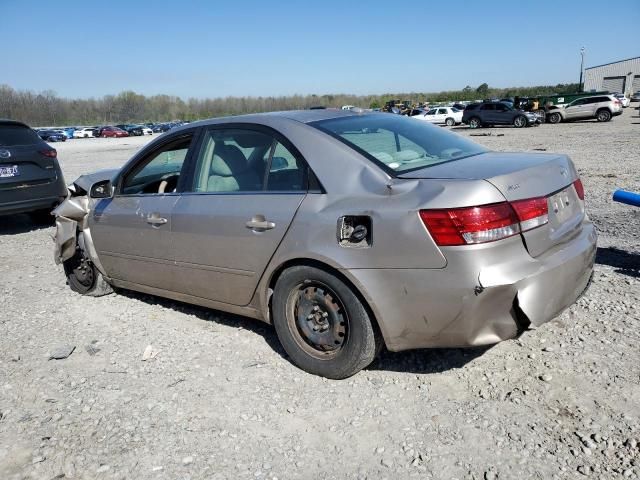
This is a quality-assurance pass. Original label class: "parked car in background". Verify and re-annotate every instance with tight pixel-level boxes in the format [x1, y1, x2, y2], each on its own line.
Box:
[462, 102, 539, 128]
[630, 91, 640, 102]
[115, 124, 143, 136]
[73, 127, 96, 138]
[98, 126, 129, 138]
[37, 129, 67, 142]
[546, 95, 622, 124]
[140, 126, 153, 135]
[612, 93, 630, 108]
[60, 128, 76, 139]
[0, 119, 67, 219]
[52, 110, 595, 379]
[412, 107, 463, 126]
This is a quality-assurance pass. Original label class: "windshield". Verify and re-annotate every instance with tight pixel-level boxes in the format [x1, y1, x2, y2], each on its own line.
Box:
[311, 113, 487, 174]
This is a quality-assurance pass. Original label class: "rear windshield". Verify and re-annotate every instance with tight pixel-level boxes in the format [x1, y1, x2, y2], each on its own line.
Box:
[311, 114, 487, 174]
[0, 125, 41, 146]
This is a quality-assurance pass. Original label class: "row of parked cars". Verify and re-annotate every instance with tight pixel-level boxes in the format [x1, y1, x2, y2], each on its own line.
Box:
[405, 93, 629, 129]
[35, 121, 190, 142]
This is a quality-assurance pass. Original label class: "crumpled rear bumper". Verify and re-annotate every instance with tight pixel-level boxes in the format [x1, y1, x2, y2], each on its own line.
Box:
[344, 222, 596, 352]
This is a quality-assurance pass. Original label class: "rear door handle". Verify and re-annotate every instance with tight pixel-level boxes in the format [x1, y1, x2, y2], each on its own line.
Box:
[246, 215, 275, 232]
[146, 214, 168, 226]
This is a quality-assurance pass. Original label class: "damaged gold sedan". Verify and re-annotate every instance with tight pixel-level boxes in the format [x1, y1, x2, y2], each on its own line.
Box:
[54, 110, 596, 378]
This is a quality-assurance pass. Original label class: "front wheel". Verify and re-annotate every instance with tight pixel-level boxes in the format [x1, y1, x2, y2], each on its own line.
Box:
[548, 112, 562, 124]
[596, 109, 611, 122]
[513, 115, 528, 128]
[272, 266, 380, 379]
[63, 248, 113, 296]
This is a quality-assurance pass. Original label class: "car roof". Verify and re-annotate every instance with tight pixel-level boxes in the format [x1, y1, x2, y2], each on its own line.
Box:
[178, 109, 360, 131]
[0, 119, 31, 128]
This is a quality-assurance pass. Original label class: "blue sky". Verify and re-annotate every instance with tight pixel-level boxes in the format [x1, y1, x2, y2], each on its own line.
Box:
[1, 0, 639, 98]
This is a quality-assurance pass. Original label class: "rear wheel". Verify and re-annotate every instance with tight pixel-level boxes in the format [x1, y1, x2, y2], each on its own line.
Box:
[513, 115, 528, 128]
[445, 117, 455, 126]
[63, 248, 113, 296]
[468, 117, 482, 129]
[596, 109, 611, 122]
[272, 266, 380, 379]
[548, 112, 562, 124]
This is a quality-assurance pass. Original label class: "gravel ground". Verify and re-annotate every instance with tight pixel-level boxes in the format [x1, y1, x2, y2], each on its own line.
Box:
[1, 108, 639, 480]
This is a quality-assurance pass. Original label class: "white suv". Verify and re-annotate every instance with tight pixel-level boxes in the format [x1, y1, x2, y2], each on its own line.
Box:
[547, 95, 622, 124]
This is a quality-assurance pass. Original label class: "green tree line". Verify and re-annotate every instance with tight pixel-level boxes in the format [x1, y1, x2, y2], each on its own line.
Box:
[0, 82, 580, 127]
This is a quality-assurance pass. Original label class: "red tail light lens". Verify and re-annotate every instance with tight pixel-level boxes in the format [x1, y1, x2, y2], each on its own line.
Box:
[39, 148, 57, 158]
[511, 197, 549, 231]
[573, 179, 584, 200]
[419, 203, 520, 246]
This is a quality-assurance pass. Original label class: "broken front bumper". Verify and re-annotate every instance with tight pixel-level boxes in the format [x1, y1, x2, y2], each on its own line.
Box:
[344, 222, 597, 352]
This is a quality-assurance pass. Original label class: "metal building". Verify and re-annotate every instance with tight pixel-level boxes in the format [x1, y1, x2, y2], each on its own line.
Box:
[583, 56, 640, 95]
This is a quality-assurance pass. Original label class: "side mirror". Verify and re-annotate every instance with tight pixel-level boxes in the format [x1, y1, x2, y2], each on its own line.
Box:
[90, 180, 113, 198]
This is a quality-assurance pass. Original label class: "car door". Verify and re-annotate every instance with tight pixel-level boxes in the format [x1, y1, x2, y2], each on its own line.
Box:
[493, 103, 511, 124]
[435, 108, 448, 124]
[89, 130, 197, 290]
[563, 99, 587, 119]
[169, 126, 308, 306]
[422, 108, 438, 123]
[479, 103, 496, 123]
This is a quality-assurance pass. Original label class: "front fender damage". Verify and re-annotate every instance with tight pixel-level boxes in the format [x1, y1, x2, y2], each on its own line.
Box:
[52, 192, 89, 264]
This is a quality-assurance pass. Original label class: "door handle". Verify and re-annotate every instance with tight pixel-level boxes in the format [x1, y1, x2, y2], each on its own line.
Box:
[246, 215, 275, 232]
[146, 214, 168, 226]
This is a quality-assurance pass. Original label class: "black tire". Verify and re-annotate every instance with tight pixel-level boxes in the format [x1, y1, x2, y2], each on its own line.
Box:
[596, 109, 611, 122]
[513, 115, 528, 128]
[548, 112, 562, 124]
[468, 117, 482, 129]
[272, 266, 380, 379]
[445, 117, 455, 127]
[63, 248, 113, 297]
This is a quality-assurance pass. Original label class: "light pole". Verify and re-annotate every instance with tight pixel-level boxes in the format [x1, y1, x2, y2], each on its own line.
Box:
[579, 47, 585, 92]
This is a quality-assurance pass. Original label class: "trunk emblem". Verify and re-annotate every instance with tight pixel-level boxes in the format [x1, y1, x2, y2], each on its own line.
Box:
[0, 149, 10, 159]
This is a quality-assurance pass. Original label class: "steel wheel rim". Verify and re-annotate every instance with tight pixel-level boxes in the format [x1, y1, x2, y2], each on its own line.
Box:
[598, 111, 608, 121]
[515, 116, 525, 127]
[285, 281, 349, 359]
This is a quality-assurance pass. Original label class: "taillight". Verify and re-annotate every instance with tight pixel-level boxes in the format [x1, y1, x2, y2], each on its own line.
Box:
[419, 203, 520, 246]
[39, 148, 57, 158]
[573, 179, 584, 200]
[511, 196, 548, 231]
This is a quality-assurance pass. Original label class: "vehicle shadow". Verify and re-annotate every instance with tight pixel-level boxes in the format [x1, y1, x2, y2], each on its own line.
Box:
[0, 214, 54, 235]
[595, 246, 640, 278]
[116, 289, 288, 358]
[117, 289, 491, 375]
[369, 345, 491, 374]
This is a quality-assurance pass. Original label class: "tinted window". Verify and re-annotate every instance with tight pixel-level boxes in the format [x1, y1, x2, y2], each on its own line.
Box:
[426, 109, 437, 115]
[437, 108, 447, 114]
[495, 104, 507, 112]
[0, 125, 41, 146]
[481, 104, 495, 111]
[312, 114, 487, 174]
[121, 136, 192, 195]
[465, 104, 479, 111]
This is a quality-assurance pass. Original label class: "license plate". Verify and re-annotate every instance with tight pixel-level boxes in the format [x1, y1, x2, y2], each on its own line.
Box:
[0, 164, 19, 178]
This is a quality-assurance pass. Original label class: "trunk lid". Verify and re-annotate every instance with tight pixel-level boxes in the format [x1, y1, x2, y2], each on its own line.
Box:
[399, 152, 585, 257]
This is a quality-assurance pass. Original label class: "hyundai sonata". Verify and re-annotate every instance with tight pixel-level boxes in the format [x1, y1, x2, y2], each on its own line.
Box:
[53, 110, 596, 378]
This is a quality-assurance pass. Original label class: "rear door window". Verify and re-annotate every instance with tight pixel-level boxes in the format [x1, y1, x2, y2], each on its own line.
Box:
[0, 125, 41, 146]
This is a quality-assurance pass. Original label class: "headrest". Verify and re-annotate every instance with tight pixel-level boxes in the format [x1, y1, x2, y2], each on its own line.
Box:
[210, 144, 248, 177]
[234, 132, 272, 149]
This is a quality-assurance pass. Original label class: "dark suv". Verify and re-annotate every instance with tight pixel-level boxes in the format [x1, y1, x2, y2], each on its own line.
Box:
[0, 120, 67, 218]
[462, 102, 539, 128]
[115, 124, 143, 136]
